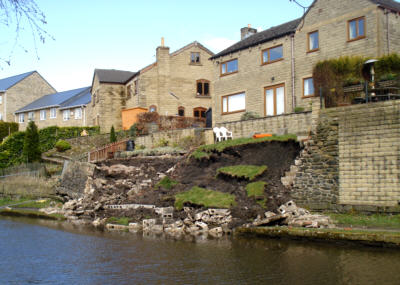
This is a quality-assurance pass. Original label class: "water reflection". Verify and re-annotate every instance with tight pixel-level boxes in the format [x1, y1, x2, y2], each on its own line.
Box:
[1, 217, 400, 285]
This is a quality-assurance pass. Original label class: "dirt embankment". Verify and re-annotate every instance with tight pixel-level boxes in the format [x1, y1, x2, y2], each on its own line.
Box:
[92, 140, 301, 226]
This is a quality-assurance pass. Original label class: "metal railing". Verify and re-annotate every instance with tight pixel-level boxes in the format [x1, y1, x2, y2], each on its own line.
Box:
[88, 139, 129, 162]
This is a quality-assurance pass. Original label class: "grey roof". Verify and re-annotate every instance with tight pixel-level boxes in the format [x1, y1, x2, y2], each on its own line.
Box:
[95, 69, 138, 84]
[0, 71, 35, 91]
[59, 87, 91, 110]
[210, 18, 301, 60]
[15, 87, 91, 114]
[371, 0, 400, 11]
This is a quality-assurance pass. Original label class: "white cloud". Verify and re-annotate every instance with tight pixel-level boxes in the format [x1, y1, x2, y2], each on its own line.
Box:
[203, 37, 236, 53]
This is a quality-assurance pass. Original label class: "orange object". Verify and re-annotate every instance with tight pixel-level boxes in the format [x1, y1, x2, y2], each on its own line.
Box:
[121, 107, 148, 130]
[253, 133, 272, 139]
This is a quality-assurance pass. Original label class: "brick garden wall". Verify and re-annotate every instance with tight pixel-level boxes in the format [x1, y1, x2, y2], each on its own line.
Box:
[292, 100, 400, 211]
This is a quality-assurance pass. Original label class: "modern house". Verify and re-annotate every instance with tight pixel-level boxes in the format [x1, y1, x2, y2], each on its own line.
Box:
[0, 71, 56, 122]
[210, 0, 400, 124]
[122, 40, 214, 130]
[89, 69, 137, 132]
[15, 87, 91, 130]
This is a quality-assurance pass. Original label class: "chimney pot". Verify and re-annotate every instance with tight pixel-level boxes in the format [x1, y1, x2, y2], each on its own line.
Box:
[161, 37, 165, 47]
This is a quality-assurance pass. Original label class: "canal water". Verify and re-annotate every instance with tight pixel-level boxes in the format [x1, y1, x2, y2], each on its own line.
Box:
[1, 217, 400, 285]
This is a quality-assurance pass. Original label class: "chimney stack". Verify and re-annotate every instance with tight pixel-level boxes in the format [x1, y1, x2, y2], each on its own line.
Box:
[241, 24, 257, 40]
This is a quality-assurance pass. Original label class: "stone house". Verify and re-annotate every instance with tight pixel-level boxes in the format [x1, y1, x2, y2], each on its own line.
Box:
[122, 40, 214, 130]
[0, 71, 56, 123]
[210, 0, 400, 124]
[89, 69, 137, 133]
[15, 87, 91, 130]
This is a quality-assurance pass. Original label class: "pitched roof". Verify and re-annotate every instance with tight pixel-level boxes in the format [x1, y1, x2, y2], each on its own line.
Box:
[171, 41, 214, 57]
[210, 18, 301, 60]
[59, 87, 91, 110]
[0, 71, 35, 91]
[370, 0, 400, 11]
[15, 87, 91, 113]
[94, 69, 138, 84]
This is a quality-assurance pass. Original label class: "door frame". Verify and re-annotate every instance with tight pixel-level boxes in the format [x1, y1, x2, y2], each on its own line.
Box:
[264, 83, 286, 116]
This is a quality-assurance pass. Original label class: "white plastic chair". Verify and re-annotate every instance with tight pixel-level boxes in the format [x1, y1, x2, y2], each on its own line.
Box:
[220, 127, 233, 140]
[213, 127, 223, 142]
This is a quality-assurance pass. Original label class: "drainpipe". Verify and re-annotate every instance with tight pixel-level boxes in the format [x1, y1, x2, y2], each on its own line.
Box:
[291, 34, 296, 111]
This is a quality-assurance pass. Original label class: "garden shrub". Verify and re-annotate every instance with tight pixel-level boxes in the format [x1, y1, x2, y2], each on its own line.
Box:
[55, 140, 71, 152]
[294, 107, 305, 113]
[23, 121, 41, 163]
[241, 111, 260, 121]
[110, 126, 116, 143]
[0, 122, 19, 141]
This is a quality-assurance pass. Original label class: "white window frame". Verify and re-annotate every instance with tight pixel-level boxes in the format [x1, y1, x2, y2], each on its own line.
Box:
[75, 107, 82, 119]
[0, 95, 2, 104]
[303, 77, 315, 97]
[28, 112, 34, 121]
[19, 113, 25, 123]
[63, 110, 70, 121]
[40, 110, 46, 121]
[50, 108, 57, 119]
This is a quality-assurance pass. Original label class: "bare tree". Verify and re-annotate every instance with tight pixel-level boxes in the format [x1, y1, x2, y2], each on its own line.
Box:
[0, 0, 53, 67]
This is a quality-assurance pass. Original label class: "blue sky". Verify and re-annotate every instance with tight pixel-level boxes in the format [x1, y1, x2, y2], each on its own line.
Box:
[0, 0, 314, 91]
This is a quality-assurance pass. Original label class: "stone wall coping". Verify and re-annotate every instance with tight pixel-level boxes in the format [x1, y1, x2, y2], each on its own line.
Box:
[217, 111, 312, 125]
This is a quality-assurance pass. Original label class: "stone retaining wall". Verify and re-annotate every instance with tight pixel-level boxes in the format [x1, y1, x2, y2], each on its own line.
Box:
[216, 111, 312, 138]
[292, 100, 400, 211]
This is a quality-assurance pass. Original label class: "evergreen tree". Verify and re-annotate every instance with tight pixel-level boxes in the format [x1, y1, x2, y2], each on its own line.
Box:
[23, 121, 41, 162]
[110, 125, 117, 143]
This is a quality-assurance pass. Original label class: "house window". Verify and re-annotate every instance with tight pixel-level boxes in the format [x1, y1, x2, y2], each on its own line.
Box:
[196, 79, 210, 96]
[222, 92, 245, 114]
[127, 84, 133, 99]
[265, 84, 285, 116]
[149, 105, 157, 112]
[28, 112, 34, 121]
[178, 106, 185, 117]
[220, 59, 238, 76]
[75, 108, 82, 119]
[40, 110, 46, 120]
[348, 17, 365, 41]
[19, 113, 25, 123]
[0, 113, 2, 120]
[262, 45, 283, 64]
[303, 77, 315, 97]
[193, 107, 207, 118]
[0, 95, 2, 104]
[50, 108, 57, 119]
[63, 110, 70, 121]
[190, 52, 200, 63]
[307, 31, 319, 52]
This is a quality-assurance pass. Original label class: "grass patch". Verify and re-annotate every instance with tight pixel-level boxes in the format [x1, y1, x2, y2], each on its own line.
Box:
[217, 165, 267, 181]
[174, 186, 237, 210]
[0, 209, 65, 220]
[155, 176, 179, 190]
[106, 217, 130, 226]
[0, 197, 31, 207]
[192, 134, 297, 160]
[246, 181, 268, 209]
[13, 199, 57, 209]
[326, 212, 400, 229]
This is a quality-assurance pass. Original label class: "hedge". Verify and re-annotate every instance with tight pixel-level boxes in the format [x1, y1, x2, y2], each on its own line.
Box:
[0, 122, 19, 141]
[0, 126, 100, 168]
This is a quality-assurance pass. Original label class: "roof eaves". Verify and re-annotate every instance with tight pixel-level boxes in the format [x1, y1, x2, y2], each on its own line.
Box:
[15, 104, 60, 114]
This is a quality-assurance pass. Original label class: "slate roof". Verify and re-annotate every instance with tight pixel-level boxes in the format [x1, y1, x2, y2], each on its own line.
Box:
[95, 69, 138, 84]
[59, 87, 91, 110]
[370, 0, 400, 11]
[210, 18, 301, 60]
[15, 87, 91, 114]
[0, 71, 35, 91]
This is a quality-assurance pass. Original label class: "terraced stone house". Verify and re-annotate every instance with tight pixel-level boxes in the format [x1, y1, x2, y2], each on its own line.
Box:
[210, 0, 400, 124]
[15, 87, 91, 130]
[122, 40, 214, 130]
[0, 71, 56, 123]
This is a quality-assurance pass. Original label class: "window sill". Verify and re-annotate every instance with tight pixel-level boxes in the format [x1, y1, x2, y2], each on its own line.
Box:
[302, 94, 318, 99]
[189, 62, 202, 66]
[221, 109, 245, 116]
[347, 36, 366, 43]
[220, 71, 238, 77]
[307, 48, 319, 54]
[261, 58, 283, 66]
[196, 95, 211, 99]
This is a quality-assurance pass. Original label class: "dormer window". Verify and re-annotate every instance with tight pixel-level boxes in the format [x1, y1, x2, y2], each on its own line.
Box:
[190, 52, 200, 63]
[196, 79, 210, 96]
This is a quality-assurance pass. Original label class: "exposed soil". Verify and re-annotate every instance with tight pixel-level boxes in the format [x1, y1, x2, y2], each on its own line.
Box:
[93, 140, 301, 226]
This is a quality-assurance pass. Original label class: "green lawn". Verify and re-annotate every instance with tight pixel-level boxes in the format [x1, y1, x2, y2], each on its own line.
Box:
[0, 197, 31, 207]
[106, 217, 130, 226]
[155, 176, 179, 190]
[13, 199, 55, 209]
[192, 134, 297, 160]
[326, 212, 400, 229]
[174, 186, 237, 210]
[217, 165, 267, 181]
[246, 181, 268, 208]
